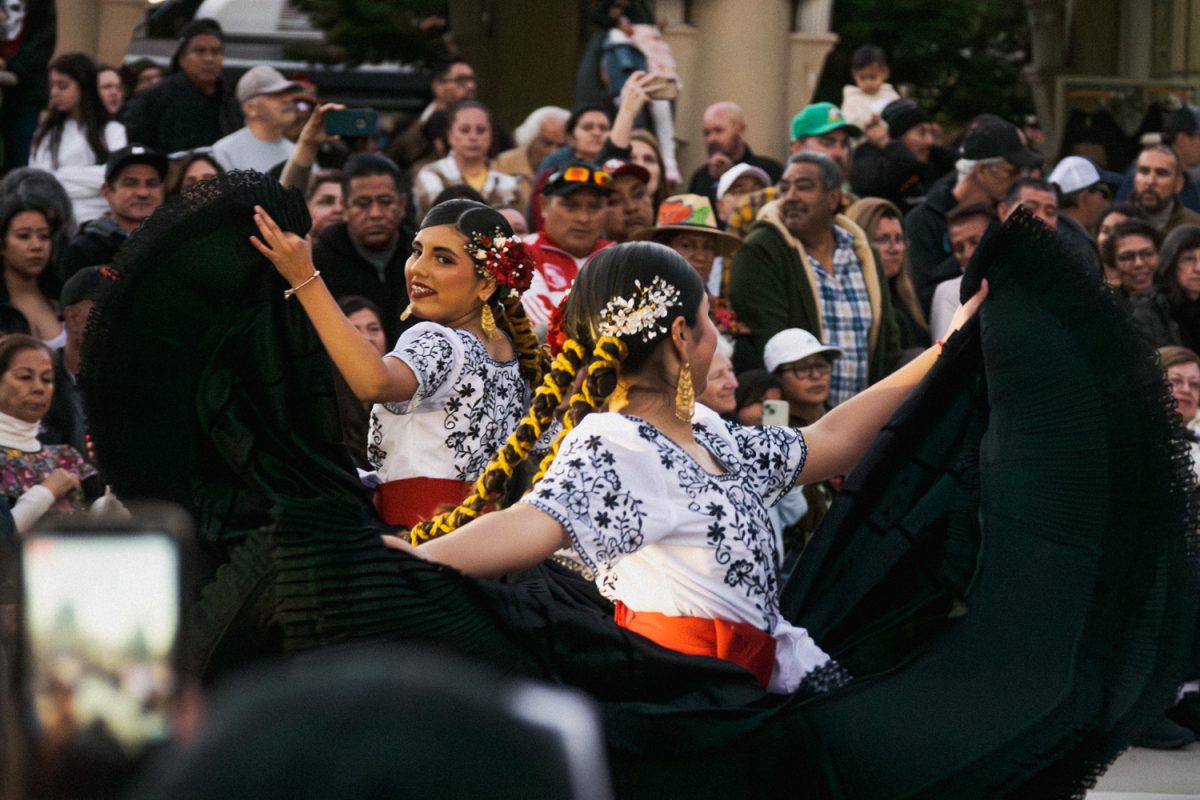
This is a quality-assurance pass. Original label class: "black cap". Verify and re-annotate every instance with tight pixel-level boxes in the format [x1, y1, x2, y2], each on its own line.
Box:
[105, 145, 168, 183]
[881, 99, 930, 139]
[172, 18, 224, 70]
[960, 114, 1041, 167]
[1164, 106, 1200, 138]
[61, 266, 118, 307]
[541, 160, 613, 197]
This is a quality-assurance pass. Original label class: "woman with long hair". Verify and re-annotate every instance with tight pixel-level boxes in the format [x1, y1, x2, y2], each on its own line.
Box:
[29, 53, 126, 225]
[846, 197, 929, 361]
[252, 198, 542, 529]
[1156, 224, 1200, 352]
[412, 102, 521, 218]
[0, 198, 65, 347]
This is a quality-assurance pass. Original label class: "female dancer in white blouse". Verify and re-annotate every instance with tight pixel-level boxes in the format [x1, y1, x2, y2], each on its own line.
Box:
[252, 199, 542, 530]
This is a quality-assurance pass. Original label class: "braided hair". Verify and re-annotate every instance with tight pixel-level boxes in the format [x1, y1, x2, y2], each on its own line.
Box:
[532, 242, 706, 481]
[412, 241, 705, 543]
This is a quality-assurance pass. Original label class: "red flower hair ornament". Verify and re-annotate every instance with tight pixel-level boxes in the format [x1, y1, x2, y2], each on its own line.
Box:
[468, 229, 535, 295]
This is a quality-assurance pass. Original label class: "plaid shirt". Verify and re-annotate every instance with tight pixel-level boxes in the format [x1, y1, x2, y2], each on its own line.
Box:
[806, 225, 872, 405]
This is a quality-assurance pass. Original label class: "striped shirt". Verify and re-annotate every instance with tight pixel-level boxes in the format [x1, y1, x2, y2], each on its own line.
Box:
[806, 225, 872, 405]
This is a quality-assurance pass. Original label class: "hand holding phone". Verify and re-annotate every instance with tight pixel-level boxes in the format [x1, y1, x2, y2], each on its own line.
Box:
[324, 108, 379, 138]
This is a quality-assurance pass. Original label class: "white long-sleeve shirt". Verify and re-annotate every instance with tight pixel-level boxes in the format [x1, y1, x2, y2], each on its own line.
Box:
[30, 119, 127, 225]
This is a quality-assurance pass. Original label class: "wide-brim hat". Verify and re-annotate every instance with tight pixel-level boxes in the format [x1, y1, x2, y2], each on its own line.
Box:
[628, 194, 741, 257]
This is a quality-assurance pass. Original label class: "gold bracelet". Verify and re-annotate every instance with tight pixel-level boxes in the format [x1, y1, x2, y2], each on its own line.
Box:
[283, 270, 321, 299]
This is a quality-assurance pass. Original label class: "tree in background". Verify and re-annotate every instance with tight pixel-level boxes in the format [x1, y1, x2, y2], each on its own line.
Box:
[286, 0, 450, 66]
[814, 0, 1033, 133]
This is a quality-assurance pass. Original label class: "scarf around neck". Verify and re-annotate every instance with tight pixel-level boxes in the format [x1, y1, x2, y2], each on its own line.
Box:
[0, 409, 42, 452]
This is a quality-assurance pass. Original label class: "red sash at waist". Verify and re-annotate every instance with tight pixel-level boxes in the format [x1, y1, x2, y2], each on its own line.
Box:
[614, 601, 776, 688]
[375, 477, 473, 529]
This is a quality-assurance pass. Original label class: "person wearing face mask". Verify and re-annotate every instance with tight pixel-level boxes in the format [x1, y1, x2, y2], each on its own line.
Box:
[412, 101, 520, 218]
[122, 18, 242, 154]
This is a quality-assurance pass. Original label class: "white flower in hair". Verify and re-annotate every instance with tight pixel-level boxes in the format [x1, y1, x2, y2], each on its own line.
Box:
[597, 276, 680, 342]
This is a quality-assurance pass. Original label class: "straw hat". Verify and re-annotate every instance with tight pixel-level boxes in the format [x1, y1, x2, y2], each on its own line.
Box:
[629, 194, 742, 257]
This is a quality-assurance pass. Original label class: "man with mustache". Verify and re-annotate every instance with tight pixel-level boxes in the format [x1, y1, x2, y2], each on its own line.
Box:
[729, 151, 899, 404]
[210, 65, 304, 173]
[1130, 144, 1200, 237]
[687, 101, 783, 210]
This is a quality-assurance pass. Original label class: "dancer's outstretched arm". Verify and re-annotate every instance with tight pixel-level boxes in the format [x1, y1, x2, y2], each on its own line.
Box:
[251, 206, 420, 403]
[799, 281, 987, 484]
[384, 504, 568, 578]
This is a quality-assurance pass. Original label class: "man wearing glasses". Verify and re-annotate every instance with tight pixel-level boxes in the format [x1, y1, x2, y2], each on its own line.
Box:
[313, 154, 412, 339]
[521, 160, 614, 329]
[389, 57, 479, 168]
[1049, 156, 1117, 280]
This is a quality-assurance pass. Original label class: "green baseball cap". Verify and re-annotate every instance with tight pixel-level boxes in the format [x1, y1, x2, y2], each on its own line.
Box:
[790, 102, 862, 140]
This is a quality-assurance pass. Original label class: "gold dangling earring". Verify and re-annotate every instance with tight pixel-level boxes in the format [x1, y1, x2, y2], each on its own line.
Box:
[400, 303, 413, 321]
[675, 359, 695, 422]
[481, 303, 499, 340]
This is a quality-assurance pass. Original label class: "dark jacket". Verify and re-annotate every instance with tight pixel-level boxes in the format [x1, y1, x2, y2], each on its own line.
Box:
[850, 142, 955, 211]
[312, 222, 413, 341]
[728, 201, 900, 381]
[1119, 289, 1180, 348]
[1055, 213, 1103, 282]
[122, 70, 242, 153]
[60, 215, 128, 283]
[904, 172, 962, 315]
[689, 144, 783, 210]
[40, 350, 104, 501]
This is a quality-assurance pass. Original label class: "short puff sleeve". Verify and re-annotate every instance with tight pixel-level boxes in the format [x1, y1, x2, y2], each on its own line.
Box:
[380, 322, 465, 415]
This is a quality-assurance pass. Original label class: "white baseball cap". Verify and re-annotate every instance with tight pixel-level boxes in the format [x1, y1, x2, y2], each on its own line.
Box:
[1048, 156, 1120, 195]
[716, 163, 771, 200]
[762, 329, 842, 374]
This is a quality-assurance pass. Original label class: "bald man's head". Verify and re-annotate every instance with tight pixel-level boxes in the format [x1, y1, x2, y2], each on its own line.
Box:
[703, 101, 747, 158]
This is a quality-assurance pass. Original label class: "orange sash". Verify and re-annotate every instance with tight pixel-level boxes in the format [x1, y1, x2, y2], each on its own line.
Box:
[375, 477, 473, 529]
[614, 601, 776, 687]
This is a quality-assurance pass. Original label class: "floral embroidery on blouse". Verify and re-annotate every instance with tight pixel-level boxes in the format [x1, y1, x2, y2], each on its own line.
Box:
[369, 323, 528, 483]
[527, 408, 807, 632]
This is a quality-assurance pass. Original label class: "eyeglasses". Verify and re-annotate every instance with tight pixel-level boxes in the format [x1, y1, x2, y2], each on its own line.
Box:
[551, 165, 612, 188]
[1090, 184, 1112, 200]
[439, 75, 478, 86]
[871, 233, 905, 247]
[779, 360, 832, 379]
[1116, 248, 1156, 264]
